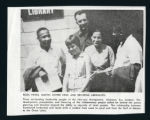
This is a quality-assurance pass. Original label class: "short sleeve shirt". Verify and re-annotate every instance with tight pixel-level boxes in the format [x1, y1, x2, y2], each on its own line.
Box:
[114, 34, 142, 69]
[25, 46, 65, 91]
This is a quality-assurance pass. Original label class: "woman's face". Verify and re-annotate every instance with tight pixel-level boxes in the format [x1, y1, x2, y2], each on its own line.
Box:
[91, 31, 102, 48]
[67, 43, 81, 57]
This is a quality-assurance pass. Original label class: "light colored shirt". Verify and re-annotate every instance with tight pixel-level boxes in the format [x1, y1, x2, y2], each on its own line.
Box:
[135, 68, 144, 92]
[63, 52, 90, 92]
[25, 45, 66, 92]
[85, 44, 115, 71]
[114, 34, 142, 69]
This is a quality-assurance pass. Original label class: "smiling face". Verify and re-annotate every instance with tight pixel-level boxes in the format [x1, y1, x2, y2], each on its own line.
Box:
[91, 31, 103, 48]
[75, 13, 89, 32]
[38, 29, 51, 51]
[67, 43, 81, 57]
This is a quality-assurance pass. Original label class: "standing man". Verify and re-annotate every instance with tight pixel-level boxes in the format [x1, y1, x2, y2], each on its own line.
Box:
[73, 10, 93, 51]
[111, 24, 142, 92]
[23, 27, 66, 92]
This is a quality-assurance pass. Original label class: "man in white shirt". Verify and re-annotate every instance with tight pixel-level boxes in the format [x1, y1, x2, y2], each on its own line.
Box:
[23, 27, 66, 92]
[111, 24, 142, 92]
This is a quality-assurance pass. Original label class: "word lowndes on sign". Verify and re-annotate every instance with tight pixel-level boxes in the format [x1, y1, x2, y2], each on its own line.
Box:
[21, 9, 64, 22]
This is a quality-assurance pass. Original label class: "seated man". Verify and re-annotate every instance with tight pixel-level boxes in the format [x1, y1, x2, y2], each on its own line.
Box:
[23, 27, 66, 92]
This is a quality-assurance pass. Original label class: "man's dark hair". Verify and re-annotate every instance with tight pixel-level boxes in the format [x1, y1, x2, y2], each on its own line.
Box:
[65, 35, 81, 49]
[36, 27, 49, 38]
[74, 10, 87, 20]
[112, 21, 130, 36]
[112, 24, 124, 35]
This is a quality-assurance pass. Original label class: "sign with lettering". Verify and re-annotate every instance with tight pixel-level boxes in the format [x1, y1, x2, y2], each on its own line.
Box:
[21, 9, 64, 22]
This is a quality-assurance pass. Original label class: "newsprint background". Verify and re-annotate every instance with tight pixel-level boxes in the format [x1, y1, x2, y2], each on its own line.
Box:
[7, 6, 145, 115]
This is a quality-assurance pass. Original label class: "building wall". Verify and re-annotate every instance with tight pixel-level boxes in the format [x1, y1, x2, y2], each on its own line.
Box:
[21, 10, 78, 91]
[21, 10, 143, 91]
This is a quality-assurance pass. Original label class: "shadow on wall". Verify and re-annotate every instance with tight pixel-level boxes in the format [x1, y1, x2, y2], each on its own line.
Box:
[86, 10, 143, 49]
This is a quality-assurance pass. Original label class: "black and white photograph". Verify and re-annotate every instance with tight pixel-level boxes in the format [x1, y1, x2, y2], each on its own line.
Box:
[20, 8, 144, 92]
[7, 6, 145, 115]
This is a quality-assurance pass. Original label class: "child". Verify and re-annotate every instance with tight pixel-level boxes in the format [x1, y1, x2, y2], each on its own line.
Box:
[63, 35, 91, 92]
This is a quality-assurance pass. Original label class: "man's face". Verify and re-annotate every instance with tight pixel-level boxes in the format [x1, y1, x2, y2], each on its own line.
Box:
[75, 13, 89, 32]
[112, 26, 125, 44]
[38, 29, 51, 51]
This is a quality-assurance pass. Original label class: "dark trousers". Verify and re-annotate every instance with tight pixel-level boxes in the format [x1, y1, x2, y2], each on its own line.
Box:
[89, 70, 136, 92]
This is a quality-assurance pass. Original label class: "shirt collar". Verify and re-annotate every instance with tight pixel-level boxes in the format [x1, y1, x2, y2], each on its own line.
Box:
[79, 52, 84, 57]
[78, 29, 89, 37]
[120, 34, 132, 47]
[39, 46, 53, 53]
[72, 52, 84, 59]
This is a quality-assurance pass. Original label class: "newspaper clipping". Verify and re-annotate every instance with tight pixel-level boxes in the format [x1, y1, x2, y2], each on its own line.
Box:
[7, 6, 145, 115]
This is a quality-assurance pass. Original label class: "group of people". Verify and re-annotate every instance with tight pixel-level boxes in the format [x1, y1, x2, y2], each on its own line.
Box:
[23, 10, 143, 92]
